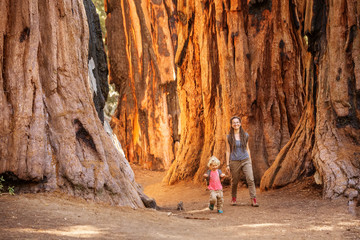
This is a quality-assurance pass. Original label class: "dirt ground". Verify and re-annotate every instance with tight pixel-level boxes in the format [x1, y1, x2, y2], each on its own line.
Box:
[1, 165, 359, 240]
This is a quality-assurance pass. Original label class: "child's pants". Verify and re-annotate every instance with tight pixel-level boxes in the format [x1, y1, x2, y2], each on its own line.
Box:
[209, 189, 223, 211]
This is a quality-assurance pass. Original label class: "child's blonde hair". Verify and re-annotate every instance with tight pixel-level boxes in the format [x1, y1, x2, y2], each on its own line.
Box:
[207, 156, 221, 168]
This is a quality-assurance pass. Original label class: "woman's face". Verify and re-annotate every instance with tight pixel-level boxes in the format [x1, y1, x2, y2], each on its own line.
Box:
[231, 118, 241, 130]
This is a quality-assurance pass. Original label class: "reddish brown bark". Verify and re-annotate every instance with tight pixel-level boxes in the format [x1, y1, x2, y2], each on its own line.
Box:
[164, 0, 304, 184]
[106, 0, 179, 170]
[261, 0, 360, 198]
[0, 0, 144, 207]
[107, 0, 360, 198]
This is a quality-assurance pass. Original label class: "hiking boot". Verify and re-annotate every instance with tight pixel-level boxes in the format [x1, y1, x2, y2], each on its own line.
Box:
[230, 197, 237, 206]
[251, 198, 259, 207]
[209, 204, 214, 210]
[218, 210, 223, 213]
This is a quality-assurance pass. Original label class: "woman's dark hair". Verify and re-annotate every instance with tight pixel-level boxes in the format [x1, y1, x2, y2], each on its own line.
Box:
[228, 116, 248, 152]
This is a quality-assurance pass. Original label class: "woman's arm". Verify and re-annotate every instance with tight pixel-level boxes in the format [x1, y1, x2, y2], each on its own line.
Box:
[247, 142, 251, 160]
[225, 135, 230, 173]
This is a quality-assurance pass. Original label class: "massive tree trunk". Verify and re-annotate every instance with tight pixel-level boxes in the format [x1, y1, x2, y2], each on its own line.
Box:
[261, 0, 360, 199]
[105, 0, 179, 170]
[106, 0, 304, 185]
[164, 0, 304, 184]
[106, 0, 360, 198]
[0, 0, 144, 207]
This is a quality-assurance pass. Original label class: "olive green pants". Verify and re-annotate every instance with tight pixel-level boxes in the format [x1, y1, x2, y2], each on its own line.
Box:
[230, 158, 256, 199]
[209, 190, 223, 211]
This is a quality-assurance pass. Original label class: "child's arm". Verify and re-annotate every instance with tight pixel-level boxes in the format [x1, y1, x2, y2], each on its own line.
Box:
[220, 173, 226, 178]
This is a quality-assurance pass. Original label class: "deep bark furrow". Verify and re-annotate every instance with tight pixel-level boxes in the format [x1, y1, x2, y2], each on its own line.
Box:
[107, 0, 177, 170]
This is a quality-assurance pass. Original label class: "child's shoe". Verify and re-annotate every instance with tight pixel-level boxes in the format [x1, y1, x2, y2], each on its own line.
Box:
[230, 197, 237, 206]
[218, 210, 223, 213]
[251, 198, 259, 207]
[209, 204, 214, 210]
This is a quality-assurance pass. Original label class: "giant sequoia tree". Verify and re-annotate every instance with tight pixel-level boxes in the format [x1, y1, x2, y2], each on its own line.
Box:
[0, 0, 144, 207]
[106, 0, 179, 170]
[108, 0, 360, 198]
[165, 0, 306, 185]
[261, 0, 360, 199]
[108, 0, 304, 185]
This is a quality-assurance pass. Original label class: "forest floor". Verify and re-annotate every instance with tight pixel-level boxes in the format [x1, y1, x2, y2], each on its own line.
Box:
[1, 165, 360, 240]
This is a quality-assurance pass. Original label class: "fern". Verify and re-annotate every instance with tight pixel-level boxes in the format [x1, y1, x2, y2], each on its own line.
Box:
[0, 175, 15, 195]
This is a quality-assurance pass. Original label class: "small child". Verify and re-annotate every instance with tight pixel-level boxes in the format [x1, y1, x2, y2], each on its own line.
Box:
[203, 156, 226, 213]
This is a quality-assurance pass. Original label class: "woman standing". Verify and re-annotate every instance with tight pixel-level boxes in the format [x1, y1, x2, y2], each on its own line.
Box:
[225, 116, 259, 207]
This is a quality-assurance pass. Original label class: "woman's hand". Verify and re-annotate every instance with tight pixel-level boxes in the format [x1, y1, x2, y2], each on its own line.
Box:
[226, 165, 230, 174]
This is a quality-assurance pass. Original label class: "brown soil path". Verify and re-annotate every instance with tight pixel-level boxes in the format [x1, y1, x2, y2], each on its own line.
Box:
[0, 165, 359, 240]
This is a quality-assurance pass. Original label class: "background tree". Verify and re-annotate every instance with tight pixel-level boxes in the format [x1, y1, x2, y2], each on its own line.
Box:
[106, 0, 179, 170]
[84, 0, 109, 124]
[0, 0, 144, 207]
[92, 0, 107, 39]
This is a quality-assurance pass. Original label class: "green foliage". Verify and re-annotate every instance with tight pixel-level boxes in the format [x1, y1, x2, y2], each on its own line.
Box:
[104, 84, 120, 119]
[0, 175, 15, 195]
[92, 0, 106, 38]
[8, 186, 15, 195]
[0, 176, 4, 191]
